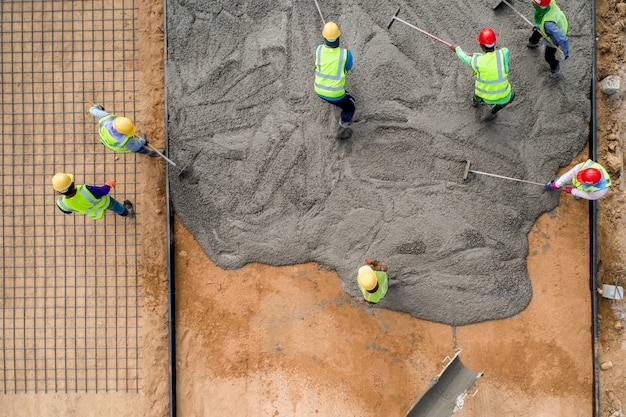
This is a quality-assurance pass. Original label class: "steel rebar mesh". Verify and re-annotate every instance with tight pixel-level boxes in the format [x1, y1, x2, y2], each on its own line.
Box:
[1, 0, 142, 393]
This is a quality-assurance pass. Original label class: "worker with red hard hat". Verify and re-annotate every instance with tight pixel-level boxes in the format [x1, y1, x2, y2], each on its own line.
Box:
[450, 28, 515, 120]
[527, 0, 569, 79]
[314, 22, 356, 130]
[89, 104, 161, 157]
[545, 159, 611, 200]
[357, 258, 389, 304]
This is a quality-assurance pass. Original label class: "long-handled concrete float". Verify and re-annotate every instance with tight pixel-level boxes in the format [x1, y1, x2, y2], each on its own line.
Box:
[463, 160, 546, 187]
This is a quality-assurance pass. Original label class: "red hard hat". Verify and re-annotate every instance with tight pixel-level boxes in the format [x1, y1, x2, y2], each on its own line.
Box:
[532, 0, 551, 6]
[577, 168, 602, 185]
[477, 28, 497, 46]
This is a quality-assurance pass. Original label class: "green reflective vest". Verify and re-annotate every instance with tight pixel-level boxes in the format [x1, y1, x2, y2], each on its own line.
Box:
[56, 185, 111, 220]
[314, 45, 347, 99]
[540, 1, 568, 36]
[572, 160, 611, 192]
[470, 49, 511, 102]
[98, 114, 133, 152]
[358, 270, 389, 304]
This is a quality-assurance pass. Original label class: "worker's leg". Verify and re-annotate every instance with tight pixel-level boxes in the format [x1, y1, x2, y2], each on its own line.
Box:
[544, 47, 559, 72]
[491, 91, 516, 114]
[472, 95, 483, 107]
[337, 92, 356, 125]
[527, 28, 542, 48]
[107, 197, 133, 218]
[136, 145, 160, 157]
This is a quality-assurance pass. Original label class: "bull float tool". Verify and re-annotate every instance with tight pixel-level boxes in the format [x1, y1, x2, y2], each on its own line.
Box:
[387, 7, 454, 48]
[313, 0, 325, 24]
[463, 160, 546, 187]
[492, 0, 564, 55]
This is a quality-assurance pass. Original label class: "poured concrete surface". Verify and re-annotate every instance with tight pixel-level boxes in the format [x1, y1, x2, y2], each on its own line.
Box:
[166, 0, 592, 324]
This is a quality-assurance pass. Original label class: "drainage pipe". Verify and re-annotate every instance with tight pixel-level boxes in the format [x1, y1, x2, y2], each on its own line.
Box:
[162, 0, 177, 415]
[590, 0, 599, 414]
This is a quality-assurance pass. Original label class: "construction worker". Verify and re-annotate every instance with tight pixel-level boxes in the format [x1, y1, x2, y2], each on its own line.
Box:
[314, 21, 355, 129]
[527, 0, 569, 79]
[52, 172, 134, 220]
[89, 104, 160, 156]
[450, 28, 515, 120]
[357, 258, 389, 304]
[545, 159, 611, 200]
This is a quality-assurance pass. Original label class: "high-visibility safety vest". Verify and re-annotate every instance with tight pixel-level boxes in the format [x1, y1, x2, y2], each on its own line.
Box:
[572, 160, 611, 192]
[56, 185, 111, 220]
[470, 50, 511, 102]
[540, 0, 568, 37]
[314, 45, 347, 99]
[358, 270, 389, 304]
[98, 114, 133, 152]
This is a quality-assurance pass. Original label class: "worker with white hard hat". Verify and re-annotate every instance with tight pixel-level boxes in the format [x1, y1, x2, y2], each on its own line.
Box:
[450, 28, 515, 120]
[52, 172, 134, 220]
[545, 160, 611, 200]
[314, 21, 356, 129]
[527, 0, 569, 79]
[357, 259, 389, 304]
[89, 104, 160, 156]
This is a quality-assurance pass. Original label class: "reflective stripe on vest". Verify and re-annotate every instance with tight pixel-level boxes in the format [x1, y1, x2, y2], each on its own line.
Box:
[541, 1, 568, 36]
[471, 50, 511, 100]
[314, 45, 347, 98]
[571, 160, 611, 192]
[360, 271, 389, 303]
[56, 185, 111, 220]
[99, 114, 133, 152]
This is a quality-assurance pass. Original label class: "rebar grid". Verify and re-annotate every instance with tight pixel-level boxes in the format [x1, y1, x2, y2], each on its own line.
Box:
[1, 1, 142, 393]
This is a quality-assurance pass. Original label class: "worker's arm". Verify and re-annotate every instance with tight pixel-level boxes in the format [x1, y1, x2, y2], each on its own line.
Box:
[123, 135, 147, 152]
[554, 162, 584, 188]
[568, 187, 609, 200]
[501, 48, 510, 74]
[452, 46, 473, 66]
[89, 105, 109, 119]
[56, 200, 73, 214]
[345, 49, 353, 71]
[85, 184, 112, 198]
[544, 22, 569, 56]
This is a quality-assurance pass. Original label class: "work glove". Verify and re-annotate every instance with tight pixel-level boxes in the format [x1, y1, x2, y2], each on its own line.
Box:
[544, 181, 558, 190]
[449, 44, 458, 52]
[556, 51, 566, 61]
[93, 104, 104, 111]
[562, 187, 573, 194]
[105, 180, 116, 188]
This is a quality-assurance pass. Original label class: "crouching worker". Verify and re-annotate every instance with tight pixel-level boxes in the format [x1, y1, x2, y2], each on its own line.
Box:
[357, 258, 389, 304]
[52, 172, 134, 220]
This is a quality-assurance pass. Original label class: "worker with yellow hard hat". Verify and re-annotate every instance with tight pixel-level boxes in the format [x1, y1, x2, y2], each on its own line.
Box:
[357, 258, 389, 304]
[314, 21, 356, 129]
[52, 172, 134, 220]
[89, 104, 161, 156]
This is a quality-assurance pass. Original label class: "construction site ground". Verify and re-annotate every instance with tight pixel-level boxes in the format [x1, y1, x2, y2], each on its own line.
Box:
[1, 0, 626, 416]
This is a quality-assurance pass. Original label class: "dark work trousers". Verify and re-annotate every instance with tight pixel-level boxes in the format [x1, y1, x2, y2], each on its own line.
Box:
[529, 29, 559, 71]
[320, 92, 356, 123]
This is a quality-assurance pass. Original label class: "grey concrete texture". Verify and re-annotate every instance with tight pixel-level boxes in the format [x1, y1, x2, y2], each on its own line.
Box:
[165, 0, 592, 324]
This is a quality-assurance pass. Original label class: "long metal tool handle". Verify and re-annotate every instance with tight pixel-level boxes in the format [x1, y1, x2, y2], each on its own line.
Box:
[469, 169, 546, 186]
[500, 0, 563, 54]
[391, 16, 453, 47]
[313, 0, 325, 25]
[147, 143, 177, 166]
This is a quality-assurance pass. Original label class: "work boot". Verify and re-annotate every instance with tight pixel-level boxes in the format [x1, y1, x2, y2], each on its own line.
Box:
[550, 63, 561, 79]
[471, 96, 480, 107]
[123, 200, 134, 219]
[149, 148, 164, 157]
[527, 41, 539, 48]
[338, 118, 349, 129]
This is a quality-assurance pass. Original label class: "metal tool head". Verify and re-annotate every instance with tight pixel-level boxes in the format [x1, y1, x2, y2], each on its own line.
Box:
[463, 160, 471, 180]
[387, 7, 401, 29]
[492, 0, 510, 10]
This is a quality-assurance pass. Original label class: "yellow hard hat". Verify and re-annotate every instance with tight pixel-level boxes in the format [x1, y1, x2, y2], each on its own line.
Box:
[322, 22, 340, 40]
[113, 116, 136, 136]
[358, 265, 377, 291]
[52, 172, 74, 192]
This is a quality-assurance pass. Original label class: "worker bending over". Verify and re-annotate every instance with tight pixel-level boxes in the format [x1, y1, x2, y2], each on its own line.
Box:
[450, 28, 515, 120]
[357, 258, 389, 304]
[527, 0, 569, 79]
[545, 160, 611, 200]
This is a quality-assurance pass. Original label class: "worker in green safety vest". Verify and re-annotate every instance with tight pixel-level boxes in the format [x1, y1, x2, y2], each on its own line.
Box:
[89, 104, 161, 157]
[314, 21, 355, 129]
[545, 160, 611, 200]
[527, 0, 569, 79]
[450, 28, 515, 121]
[52, 172, 134, 220]
[357, 259, 389, 304]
